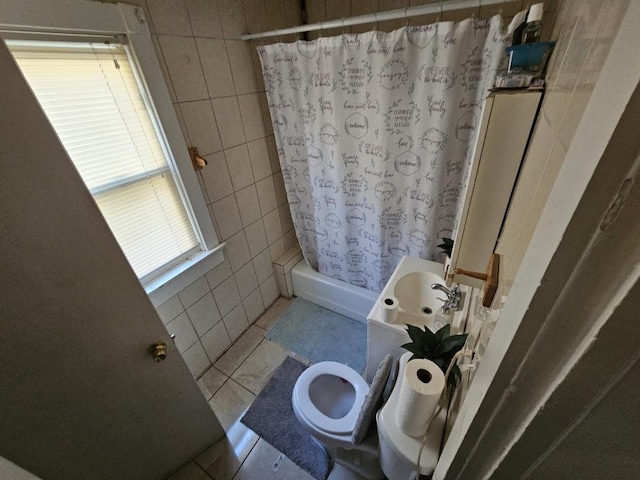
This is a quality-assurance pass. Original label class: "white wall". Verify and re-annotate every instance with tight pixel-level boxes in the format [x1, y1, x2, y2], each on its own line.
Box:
[436, 1, 640, 476]
[497, 0, 631, 289]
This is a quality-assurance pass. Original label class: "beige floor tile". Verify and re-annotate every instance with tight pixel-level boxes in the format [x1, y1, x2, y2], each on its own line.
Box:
[209, 379, 255, 432]
[195, 420, 259, 480]
[231, 340, 290, 395]
[165, 461, 211, 480]
[197, 366, 228, 400]
[215, 325, 266, 376]
[232, 439, 314, 480]
[255, 297, 293, 330]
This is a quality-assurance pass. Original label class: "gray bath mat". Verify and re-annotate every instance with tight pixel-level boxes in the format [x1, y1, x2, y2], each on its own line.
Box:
[241, 356, 331, 480]
[265, 298, 367, 373]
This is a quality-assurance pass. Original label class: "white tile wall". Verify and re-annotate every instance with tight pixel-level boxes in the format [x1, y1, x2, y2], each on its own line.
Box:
[278, 203, 294, 233]
[224, 144, 254, 190]
[243, 289, 265, 323]
[186, 0, 224, 38]
[283, 229, 298, 250]
[252, 249, 273, 284]
[196, 38, 235, 99]
[255, 176, 277, 216]
[179, 100, 222, 155]
[222, 304, 249, 341]
[182, 341, 211, 377]
[268, 237, 286, 262]
[258, 92, 271, 134]
[266, 135, 280, 173]
[156, 295, 184, 324]
[225, 230, 252, 272]
[211, 194, 243, 240]
[187, 293, 222, 337]
[263, 208, 283, 245]
[244, 219, 268, 257]
[205, 259, 233, 290]
[247, 138, 272, 181]
[234, 262, 259, 299]
[146, 0, 192, 35]
[259, 275, 280, 308]
[166, 312, 198, 353]
[226, 41, 258, 94]
[144, 0, 301, 375]
[235, 185, 261, 227]
[273, 171, 287, 205]
[201, 321, 232, 362]
[201, 151, 234, 202]
[212, 276, 242, 317]
[275, 272, 290, 299]
[238, 93, 265, 141]
[495, 0, 628, 289]
[178, 276, 210, 308]
[157, 35, 208, 102]
[217, 0, 248, 39]
[212, 97, 246, 148]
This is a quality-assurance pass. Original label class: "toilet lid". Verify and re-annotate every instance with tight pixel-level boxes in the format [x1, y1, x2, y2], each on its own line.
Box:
[294, 362, 369, 435]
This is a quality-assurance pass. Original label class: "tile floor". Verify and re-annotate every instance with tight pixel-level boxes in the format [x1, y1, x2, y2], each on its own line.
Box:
[166, 297, 320, 480]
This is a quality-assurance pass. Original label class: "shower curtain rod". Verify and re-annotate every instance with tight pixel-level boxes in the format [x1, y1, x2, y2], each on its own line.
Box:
[240, 0, 515, 41]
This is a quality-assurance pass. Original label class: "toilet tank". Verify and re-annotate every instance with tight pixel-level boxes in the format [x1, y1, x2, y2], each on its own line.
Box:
[376, 353, 446, 480]
[377, 427, 416, 480]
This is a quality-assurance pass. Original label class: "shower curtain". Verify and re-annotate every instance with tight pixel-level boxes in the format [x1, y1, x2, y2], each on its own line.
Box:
[259, 15, 521, 292]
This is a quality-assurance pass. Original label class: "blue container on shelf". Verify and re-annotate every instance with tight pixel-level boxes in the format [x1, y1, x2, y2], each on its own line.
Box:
[506, 41, 556, 73]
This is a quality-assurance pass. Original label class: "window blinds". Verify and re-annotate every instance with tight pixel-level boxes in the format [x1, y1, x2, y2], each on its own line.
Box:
[10, 41, 200, 280]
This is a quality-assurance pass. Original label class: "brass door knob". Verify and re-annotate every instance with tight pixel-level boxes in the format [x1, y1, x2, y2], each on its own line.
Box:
[148, 341, 168, 362]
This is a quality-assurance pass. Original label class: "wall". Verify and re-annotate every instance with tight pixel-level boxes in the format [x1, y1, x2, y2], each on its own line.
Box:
[98, 0, 301, 377]
[447, 0, 630, 413]
[496, 0, 631, 289]
[306, 0, 553, 37]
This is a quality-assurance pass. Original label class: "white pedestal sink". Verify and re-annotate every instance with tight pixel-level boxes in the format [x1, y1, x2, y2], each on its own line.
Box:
[365, 256, 468, 382]
[393, 270, 448, 321]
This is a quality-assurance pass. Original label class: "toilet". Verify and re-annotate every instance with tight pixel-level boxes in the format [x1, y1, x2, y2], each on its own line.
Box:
[292, 354, 443, 480]
[292, 359, 390, 480]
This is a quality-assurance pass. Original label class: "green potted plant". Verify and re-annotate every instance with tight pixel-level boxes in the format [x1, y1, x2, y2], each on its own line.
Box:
[437, 238, 454, 258]
[401, 324, 468, 386]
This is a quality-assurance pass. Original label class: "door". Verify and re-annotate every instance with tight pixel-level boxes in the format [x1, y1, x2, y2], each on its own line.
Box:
[0, 41, 223, 480]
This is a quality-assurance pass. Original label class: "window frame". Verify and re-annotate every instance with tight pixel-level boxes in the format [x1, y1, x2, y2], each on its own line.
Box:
[0, 0, 224, 306]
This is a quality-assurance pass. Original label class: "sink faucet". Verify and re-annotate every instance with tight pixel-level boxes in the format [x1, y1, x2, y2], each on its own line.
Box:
[431, 283, 462, 314]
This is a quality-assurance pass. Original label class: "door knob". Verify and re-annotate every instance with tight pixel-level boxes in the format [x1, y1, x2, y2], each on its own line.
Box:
[148, 341, 168, 362]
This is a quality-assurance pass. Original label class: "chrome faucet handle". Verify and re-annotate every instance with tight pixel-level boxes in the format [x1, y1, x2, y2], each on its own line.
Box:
[432, 282, 462, 313]
[431, 283, 452, 296]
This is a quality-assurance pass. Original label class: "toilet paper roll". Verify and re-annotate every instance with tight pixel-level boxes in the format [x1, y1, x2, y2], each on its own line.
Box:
[395, 358, 445, 438]
[379, 296, 399, 323]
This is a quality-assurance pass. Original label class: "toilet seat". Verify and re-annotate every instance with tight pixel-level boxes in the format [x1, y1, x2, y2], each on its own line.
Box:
[293, 361, 369, 435]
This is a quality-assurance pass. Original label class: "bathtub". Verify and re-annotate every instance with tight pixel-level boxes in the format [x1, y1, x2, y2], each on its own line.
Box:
[291, 260, 378, 324]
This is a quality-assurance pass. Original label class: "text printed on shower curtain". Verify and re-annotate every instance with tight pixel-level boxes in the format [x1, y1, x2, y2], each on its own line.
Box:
[259, 17, 516, 292]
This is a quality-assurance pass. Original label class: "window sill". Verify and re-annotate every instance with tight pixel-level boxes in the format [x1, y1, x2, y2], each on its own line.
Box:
[145, 243, 226, 308]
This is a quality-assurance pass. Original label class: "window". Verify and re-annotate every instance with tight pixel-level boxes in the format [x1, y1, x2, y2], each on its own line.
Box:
[2, 1, 223, 305]
[9, 40, 202, 282]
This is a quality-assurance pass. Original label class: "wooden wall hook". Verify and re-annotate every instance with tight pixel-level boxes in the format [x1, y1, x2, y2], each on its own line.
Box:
[455, 253, 500, 308]
[188, 147, 208, 170]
